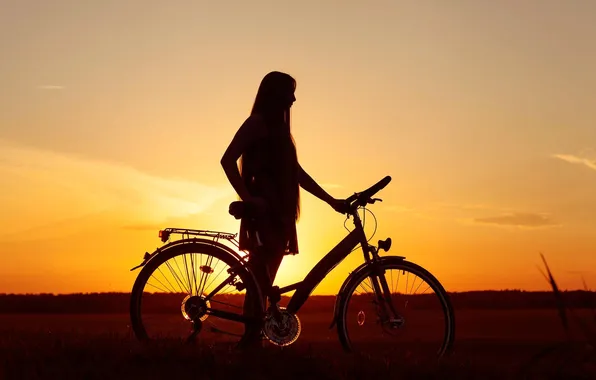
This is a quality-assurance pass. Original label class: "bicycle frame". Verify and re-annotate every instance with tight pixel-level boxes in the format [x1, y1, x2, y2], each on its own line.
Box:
[130, 202, 455, 355]
[281, 211, 370, 314]
[147, 207, 374, 318]
[270, 228, 359, 310]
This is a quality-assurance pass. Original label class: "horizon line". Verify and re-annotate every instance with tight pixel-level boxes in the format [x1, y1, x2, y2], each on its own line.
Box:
[1, 288, 594, 296]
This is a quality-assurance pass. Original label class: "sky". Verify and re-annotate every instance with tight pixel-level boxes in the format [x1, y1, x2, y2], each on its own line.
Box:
[1, 0, 595, 295]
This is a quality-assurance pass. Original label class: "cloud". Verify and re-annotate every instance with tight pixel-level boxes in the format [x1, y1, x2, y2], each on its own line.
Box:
[36, 85, 64, 90]
[552, 154, 596, 171]
[436, 202, 515, 213]
[0, 211, 111, 242]
[473, 213, 558, 228]
[0, 140, 232, 240]
[431, 202, 560, 229]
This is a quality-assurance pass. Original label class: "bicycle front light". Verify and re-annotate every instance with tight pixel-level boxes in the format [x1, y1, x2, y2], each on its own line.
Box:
[378, 238, 391, 252]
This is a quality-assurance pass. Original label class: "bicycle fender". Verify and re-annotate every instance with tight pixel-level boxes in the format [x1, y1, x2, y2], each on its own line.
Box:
[142, 238, 246, 267]
[328, 255, 405, 329]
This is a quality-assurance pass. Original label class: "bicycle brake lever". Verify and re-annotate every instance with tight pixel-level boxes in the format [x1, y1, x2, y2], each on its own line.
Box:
[369, 198, 383, 204]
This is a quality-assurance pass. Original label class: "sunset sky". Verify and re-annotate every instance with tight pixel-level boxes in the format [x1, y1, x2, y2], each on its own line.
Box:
[1, 0, 595, 295]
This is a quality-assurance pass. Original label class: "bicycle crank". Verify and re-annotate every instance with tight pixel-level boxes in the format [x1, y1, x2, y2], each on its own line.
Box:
[262, 307, 301, 346]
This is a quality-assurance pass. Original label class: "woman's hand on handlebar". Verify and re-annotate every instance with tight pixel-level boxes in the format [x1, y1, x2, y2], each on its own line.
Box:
[328, 197, 351, 215]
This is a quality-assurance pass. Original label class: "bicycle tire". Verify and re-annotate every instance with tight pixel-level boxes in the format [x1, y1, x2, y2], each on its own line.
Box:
[130, 242, 261, 344]
[336, 256, 455, 358]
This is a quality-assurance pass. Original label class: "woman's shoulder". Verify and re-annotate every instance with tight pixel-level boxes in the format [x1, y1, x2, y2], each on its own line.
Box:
[241, 114, 268, 139]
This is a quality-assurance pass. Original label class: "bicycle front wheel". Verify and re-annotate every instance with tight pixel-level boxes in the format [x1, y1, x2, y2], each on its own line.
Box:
[337, 257, 455, 359]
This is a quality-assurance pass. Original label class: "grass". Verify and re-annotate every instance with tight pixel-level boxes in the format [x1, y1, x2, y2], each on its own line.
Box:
[1, 255, 595, 379]
[516, 253, 596, 378]
[1, 313, 595, 379]
[0, 334, 517, 380]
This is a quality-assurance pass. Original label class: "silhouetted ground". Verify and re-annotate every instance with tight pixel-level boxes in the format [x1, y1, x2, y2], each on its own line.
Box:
[2, 291, 595, 313]
[0, 305, 594, 379]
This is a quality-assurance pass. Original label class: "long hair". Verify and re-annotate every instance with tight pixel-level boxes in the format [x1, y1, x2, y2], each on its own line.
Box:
[240, 71, 300, 221]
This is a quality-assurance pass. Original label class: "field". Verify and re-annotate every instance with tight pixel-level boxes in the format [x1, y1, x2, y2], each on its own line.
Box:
[1, 293, 595, 379]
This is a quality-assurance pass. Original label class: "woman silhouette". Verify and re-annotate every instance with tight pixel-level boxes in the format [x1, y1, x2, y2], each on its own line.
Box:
[221, 71, 347, 345]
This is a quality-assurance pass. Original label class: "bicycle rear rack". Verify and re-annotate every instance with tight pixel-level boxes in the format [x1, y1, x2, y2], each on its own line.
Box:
[159, 227, 239, 247]
[130, 228, 241, 272]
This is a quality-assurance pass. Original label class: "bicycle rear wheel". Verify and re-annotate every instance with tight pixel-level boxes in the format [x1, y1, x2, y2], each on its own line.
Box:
[337, 257, 455, 359]
[130, 242, 261, 346]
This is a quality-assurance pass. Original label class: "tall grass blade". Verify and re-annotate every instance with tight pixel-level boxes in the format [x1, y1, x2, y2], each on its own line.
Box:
[539, 252, 569, 336]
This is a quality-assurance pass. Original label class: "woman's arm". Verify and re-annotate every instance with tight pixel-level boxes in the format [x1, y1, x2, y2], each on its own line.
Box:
[220, 115, 266, 202]
[298, 164, 335, 205]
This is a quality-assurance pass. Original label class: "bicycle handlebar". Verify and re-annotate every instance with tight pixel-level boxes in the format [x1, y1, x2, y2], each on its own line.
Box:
[346, 175, 392, 211]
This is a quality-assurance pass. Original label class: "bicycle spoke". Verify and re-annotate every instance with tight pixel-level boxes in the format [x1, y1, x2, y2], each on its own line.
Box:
[204, 259, 226, 292]
[204, 273, 236, 301]
[418, 284, 431, 295]
[190, 252, 198, 296]
[182, 253, 193, 296]
[413, 276, 426, 295]
[390, 269, 394, 294]
[164, 260, 189, 294]
[145, 281, 170, 294]
[357, 277, 375, 294]
[409, 274, 418, 295]
[172, 258, 191, 294]
[198, 255, 215, 296]
[153, 267, 179, 293]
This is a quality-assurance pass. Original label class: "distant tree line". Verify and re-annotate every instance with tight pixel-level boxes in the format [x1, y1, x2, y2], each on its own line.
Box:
[0, 290, 593, 314]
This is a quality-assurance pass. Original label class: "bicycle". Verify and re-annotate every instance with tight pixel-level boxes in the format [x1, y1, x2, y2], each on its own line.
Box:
[129, 176, 455, 358]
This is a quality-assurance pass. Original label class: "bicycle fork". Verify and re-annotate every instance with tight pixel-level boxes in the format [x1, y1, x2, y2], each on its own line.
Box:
[368, 261, 405, 328]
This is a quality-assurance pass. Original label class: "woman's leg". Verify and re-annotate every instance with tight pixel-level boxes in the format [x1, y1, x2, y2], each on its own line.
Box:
[239, 251, 267, 348]
[248, 244, 284, 309]
[239, 245, 285, 347]
[265, 252, 284, 287]
[239, 219, 287, 347]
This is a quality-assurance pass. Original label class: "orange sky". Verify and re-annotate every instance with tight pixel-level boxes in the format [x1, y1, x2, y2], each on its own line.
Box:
[1, 1, 595, 295]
